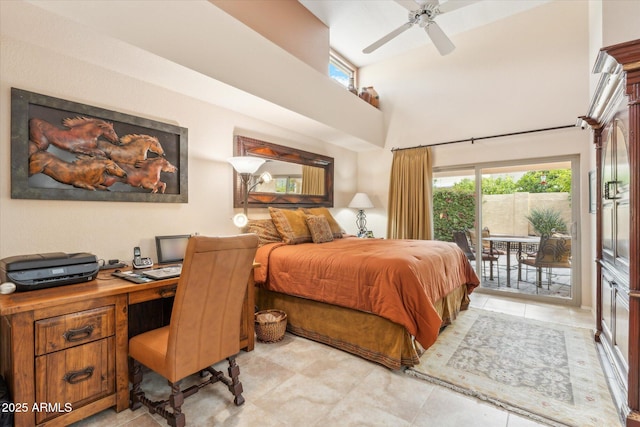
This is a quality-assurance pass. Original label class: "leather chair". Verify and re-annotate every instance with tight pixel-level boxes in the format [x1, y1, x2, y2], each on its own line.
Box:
[129, 234, 258, 427]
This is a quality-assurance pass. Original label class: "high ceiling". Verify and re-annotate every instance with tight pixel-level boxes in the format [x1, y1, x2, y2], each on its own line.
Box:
[299, 0, 551, 67]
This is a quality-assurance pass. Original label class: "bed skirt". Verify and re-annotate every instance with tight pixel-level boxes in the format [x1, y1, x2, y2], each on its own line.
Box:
[255, 285, 470, 370]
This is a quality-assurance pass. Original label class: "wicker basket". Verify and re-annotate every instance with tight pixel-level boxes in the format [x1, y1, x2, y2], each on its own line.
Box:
[254, 309, 287, 343]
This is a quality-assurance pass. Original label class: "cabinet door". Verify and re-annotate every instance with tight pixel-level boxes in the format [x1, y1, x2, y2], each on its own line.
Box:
[35, 338, 115, 424]
[601, 270, 614, 344]
[601, 124, 615, 261]
[602, 119, 630, 272]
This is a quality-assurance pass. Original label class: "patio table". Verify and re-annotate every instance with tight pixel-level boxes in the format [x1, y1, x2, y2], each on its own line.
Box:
[483, 235, 540, 287]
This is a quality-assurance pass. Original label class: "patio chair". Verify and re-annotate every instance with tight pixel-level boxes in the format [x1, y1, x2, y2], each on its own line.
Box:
[453, 231, 500, 285]
[467, 227, 506, 256]
[518, 234, 571, 292]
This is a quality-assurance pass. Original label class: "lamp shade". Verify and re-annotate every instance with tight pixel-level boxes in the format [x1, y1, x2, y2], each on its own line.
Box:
[227, 156, 265, 174]
[348, 192, 374, 209]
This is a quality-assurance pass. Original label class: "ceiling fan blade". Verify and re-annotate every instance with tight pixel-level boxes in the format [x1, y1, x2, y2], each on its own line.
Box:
[436, 0, 479, 14]
[395, 0, 477, 13]
[363, 22, 413, 54]
[394, 0, 432, 11]
[425, 21, 455, 55]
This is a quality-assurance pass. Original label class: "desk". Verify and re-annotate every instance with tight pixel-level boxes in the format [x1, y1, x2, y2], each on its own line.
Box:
[0, 266, 256, 426]
[483, 236, 539, 287]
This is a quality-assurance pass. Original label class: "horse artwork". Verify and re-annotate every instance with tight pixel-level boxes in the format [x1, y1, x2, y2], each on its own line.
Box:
[29, 151, 127, 191]
[29, 116, 120, 156]
[97, 134, 165, 164]
[12, 88, 188, 202]
[108, 157, 178, 193]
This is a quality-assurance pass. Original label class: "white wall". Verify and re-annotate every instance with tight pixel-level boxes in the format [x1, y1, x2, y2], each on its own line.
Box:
[0, 4, 357, 263]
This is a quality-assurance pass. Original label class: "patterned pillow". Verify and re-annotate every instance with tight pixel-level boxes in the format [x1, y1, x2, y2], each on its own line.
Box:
[246, 219, 282, 247]
[268, 207, 312, 244]
[302, 207, 343, 238]
[305, 215, 334, 244]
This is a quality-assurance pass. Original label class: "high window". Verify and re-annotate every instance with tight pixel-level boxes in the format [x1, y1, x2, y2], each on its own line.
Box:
[329, 50, 357, 90]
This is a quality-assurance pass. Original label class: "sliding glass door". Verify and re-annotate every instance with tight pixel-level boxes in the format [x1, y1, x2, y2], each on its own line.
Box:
[433, 157, 580, 305]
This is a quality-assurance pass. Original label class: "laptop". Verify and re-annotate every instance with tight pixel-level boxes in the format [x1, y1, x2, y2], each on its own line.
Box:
[142, 265, 182, 280]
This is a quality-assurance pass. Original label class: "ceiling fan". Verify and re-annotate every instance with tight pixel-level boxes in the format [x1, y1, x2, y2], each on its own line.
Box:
[363, 0, 469, 56]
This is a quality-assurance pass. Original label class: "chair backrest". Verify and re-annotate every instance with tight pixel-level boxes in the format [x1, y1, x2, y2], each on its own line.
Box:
[165, 234, 258, 381]
[467, 227, 491, 251]
[534, 234, 571, 268]
[453, 231, 475, 261]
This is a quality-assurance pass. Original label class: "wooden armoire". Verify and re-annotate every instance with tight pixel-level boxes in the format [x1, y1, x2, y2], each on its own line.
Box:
[581, 39, 639, 427]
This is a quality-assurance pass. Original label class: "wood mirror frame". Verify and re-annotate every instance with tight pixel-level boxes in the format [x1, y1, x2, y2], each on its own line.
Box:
[233, 135, 334, 208]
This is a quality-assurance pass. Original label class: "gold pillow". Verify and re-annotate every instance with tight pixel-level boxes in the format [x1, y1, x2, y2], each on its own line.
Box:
[305, 215, 334, 244]
[302, 207, 343, 238]
[269, 207, 312, 244]
[246, 219, 282, 247]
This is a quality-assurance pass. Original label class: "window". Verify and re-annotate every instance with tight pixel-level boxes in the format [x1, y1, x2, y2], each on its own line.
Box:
[329, 50, 357, 91]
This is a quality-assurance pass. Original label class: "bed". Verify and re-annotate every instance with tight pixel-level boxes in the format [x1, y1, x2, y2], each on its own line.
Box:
[251, 212, 480, 369]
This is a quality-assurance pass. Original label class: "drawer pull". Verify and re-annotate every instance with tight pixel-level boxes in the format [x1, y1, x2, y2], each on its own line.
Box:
[63, 324, 95, 342]
[63, 366, 94, 384]
[159, 287, 176, 298]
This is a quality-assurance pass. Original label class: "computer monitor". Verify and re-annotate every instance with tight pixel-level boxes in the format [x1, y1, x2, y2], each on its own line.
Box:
[155, 234, 190, 264]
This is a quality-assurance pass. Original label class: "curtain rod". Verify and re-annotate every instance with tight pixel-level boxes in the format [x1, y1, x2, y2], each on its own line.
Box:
[390, 124, 577, 152]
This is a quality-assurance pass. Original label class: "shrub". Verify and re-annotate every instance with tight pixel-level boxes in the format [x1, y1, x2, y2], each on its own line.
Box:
[433, 189, 475, 242]
[525, 208, 568, 236]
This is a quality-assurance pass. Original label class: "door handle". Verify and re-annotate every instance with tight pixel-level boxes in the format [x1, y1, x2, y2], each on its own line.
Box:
[604, 181, 620, 200]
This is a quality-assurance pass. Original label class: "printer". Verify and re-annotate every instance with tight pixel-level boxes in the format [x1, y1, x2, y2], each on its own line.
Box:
[0, 252, 99, 292]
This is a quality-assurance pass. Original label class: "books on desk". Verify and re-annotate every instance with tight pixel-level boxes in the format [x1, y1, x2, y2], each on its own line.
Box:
[112, 265, 181, 284]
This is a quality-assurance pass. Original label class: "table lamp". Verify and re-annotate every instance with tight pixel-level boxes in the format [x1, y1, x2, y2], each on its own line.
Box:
[348, 192, 374, 237]
[227, 156, 271, 227]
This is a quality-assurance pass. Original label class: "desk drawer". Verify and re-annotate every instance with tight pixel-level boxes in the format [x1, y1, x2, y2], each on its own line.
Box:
[129, 284, 177, 305]
[35, 337, 115, 424]
[35, 306, 115, 355]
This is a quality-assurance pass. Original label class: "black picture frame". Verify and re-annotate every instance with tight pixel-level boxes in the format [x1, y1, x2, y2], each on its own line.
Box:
[11, 88, 188, 203]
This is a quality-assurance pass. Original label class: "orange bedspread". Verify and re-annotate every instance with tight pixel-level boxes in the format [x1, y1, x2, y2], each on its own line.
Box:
[254, 237, 479, 350]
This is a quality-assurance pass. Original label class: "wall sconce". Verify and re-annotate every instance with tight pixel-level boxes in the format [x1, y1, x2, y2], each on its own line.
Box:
[227, 156, 272, 227]
[348, 192, 374, 237]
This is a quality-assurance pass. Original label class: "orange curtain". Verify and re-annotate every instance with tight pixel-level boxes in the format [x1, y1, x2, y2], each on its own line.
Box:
[387, 147, 433, 240]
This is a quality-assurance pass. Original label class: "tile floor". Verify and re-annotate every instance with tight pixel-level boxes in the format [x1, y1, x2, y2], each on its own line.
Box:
[73, 293, 615, 427]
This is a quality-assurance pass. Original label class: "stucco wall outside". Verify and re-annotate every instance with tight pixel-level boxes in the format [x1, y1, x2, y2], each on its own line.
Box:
[483, 192, 572, 237]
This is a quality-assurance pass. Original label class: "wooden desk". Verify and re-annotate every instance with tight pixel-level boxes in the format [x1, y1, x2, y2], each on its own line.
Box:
[0, 267, 256, 426]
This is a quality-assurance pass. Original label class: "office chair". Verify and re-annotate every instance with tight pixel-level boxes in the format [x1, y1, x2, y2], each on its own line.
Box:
[129, 234, 258, 427]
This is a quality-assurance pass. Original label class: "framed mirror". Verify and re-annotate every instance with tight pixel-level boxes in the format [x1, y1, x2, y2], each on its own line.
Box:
[233, 135, 334, 208]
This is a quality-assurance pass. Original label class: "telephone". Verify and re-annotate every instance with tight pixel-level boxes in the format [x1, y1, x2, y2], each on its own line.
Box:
[132, 246, 153, 269]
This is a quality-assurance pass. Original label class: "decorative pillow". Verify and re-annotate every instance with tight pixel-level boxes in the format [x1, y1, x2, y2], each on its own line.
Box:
[302, 207, 343, 238]
[269, 207, 312, 244]
[305, 215, 334, 244]
[246, 219, 282, 247]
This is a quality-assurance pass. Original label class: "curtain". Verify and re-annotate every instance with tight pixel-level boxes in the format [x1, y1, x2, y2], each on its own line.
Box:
[301, 165, 325, 195]
[387, 146, 433, 240]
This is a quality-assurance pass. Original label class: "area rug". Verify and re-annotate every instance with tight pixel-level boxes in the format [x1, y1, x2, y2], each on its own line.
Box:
[406, 308, 620, 427]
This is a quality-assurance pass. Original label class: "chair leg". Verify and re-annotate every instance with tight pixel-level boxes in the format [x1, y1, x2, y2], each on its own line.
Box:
[227, 355, 245, 406]
[129, 358, 143, 411]
[167, 381, 186, 427]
